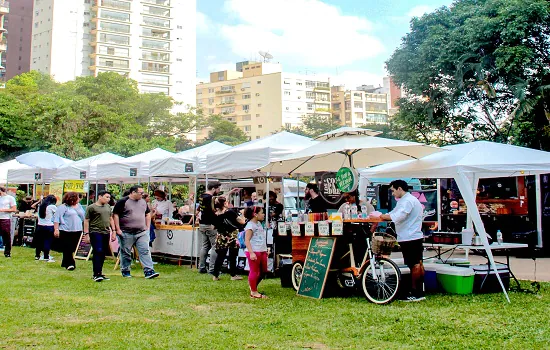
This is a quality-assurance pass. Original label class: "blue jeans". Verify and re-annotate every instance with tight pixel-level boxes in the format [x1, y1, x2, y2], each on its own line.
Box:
[198, 224, 217, 273]
[119, 230, 155, 274]
[89, 232, 111, 276]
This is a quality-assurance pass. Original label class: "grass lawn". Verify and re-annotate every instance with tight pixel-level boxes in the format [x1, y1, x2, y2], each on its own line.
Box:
[0, 247, 548, 350]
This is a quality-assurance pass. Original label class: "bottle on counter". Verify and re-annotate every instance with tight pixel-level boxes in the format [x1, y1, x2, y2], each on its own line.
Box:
[496, 230, 503, 245]
[351, 204, 358, 219]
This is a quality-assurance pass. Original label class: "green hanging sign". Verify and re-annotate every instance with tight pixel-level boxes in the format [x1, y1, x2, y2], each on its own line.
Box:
[335, 167, 358, 192]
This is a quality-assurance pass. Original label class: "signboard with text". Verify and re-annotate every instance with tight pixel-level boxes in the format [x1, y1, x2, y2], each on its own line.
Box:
[335, 167, 359, 193]
[314, 172, 344, 207]
[63, 180, 89, 194]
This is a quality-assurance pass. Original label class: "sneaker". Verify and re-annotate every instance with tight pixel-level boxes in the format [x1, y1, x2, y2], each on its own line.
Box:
[5, 254, 11, 258]
[403, 295, 426, 302]
[152, 261, 158, 265]
[35, 256, 40, 260]
[121, 271, 132, 278]
[47, 257, 56, 263]
[100, 275, 110, 281]
[144, 271, 159, 279]
[67, 265, 75, 271]
[231, 275, 243, 281]
[93, 275, 105, 282]
[199, 268, 207, 274]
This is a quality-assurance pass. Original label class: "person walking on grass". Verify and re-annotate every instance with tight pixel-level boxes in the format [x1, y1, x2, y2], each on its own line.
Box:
[84, 191, 116, 282]
[0, 186, 17, 258]
[113, 185, 159, 279]
[244, 206, 268, 299]
[53, 192, 85, 271]
[35, 195, 57, 262]
[381, 179, 425, 302]
[211, 196, 246, 281]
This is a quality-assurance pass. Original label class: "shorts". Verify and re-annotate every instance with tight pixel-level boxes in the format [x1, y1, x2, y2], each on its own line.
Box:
[399, 238, 423, 268]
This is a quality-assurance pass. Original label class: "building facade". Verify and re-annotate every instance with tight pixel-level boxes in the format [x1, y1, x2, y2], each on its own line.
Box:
[0, 0, 9, 82]
[196, 62, 330, 140]
[5, 0, 33, 81]
[331, 85, 390, 127]
[30, 0, 196, 106]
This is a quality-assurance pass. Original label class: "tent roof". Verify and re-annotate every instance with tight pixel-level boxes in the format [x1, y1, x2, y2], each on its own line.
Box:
[95, 148, 174, 182]
[0, 160, 31, 184]
[121, 148, 174, 163]
[360, 141, 550, 179]
[53, 152, 124, 181]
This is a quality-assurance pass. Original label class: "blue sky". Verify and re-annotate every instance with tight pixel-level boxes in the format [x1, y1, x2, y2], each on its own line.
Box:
[196, 0, 453, 88]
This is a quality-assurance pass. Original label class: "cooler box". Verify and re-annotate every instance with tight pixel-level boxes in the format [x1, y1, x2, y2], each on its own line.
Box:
[471, 264, 510, 293]
[437, 258, 470, 266]
[278, 254, 293, 288]
[424, 263, 445, 293]
[436, 266, 475, 294]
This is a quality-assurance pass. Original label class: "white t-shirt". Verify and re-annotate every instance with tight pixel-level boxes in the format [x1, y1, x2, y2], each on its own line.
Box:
[153, 200, 174, 219]
[38, 204, 57, 226]
[244, 220, 267, 252]
[389, 192, 423, 242]
[0, 195, 16, 220]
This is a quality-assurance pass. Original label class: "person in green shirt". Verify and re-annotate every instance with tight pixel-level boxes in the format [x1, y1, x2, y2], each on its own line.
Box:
[84, 191, 116, 282]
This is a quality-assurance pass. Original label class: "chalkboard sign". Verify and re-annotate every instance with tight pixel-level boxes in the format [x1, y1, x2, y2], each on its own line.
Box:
[297, 237, 336, 299]
[74, 234, 93, 260]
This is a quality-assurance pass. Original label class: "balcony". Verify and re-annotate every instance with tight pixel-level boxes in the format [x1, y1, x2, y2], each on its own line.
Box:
[142, 0, 170, 6]
[141, 51, 170, 62]
[142, 16, 170, 28]
[95, 10, 131, 23]
[142, 39, 170, 51]
[94, 0, 131, 12]
[141, 62, 170, 74]
[314, 86, 330, 91]
[142, 28, 170, 40]
[99, 21, 130, 34]
[99, 33, 130, 46]
[0, 1, 8, 14]
[142, 5, 170, 18]
[98, 59, 130, 70]
[215, 90, 235, 95]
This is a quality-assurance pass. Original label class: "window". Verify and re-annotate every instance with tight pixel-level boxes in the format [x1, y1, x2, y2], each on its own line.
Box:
[100, 0, 131, 11]
[306, 81, 315, 88]
[143, 5, 170, 17]
[256, 114, 260, 118]
[34, 22, 38, 28]
[242, 93, 250, 99]
[354, 102, 362, 109]
[142, 51, 170, 61]
[243, 105, 249, 111]
[257, 103, 262, 107]
[143, 16, 170, 28]
[243, 125, 251, 132]
[208, 108, 214, 114]
[99, 21, 130, 33]
[100, 33, 129, 45]
[242, 115, 251, 121]
[99, 45, 129, 57]
[355, 112, 363, 120]
[142, 27, 170, 39]
[221, 106, 235, 114]
[208, 88, 214, 93]
[333, 103, 341, 110]
[296, 82, 303, 86]
[221, 96, 234, 104]
[141, 62, 169, 73]
[284, 80, 290, 85]
[221, 85, 235, 92]
[306, 91, 315, 99]
[255, 93, 260, 96]
[285, 107, 289, 110]
[258, 125, 262, 128]
[141, 85, 169, 94]
[177, 25, 183, 29]
[284, 91, 291, 96]
[285, 123, 292, 129]
[98, 58, 129, 69]
[242, 82, 251, 88]
[142, 39, 170, 50]
[307, 103, 314, 111]
[257, 80, 261, 84]
[142, 74, 170, 85]
[208, 98, 214, 105]
[100, 9, 130, 22]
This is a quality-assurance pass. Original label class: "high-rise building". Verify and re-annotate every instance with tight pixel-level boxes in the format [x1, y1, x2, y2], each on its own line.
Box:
[331, 85, 390, 126]
[5, 0, 33, 81]
[196, 62, 331, 140]
[0, 0, 9, 82]
[30, 0, 196, 106]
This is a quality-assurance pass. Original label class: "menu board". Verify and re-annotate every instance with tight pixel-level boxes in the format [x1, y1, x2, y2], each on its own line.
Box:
[297, 237, 336, 299]
[305, 222, 315, 236]
[74, 234, 92, 260]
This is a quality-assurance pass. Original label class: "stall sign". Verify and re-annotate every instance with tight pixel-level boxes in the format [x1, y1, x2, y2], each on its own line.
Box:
[318, 221, 330, 236]
[129, 167, 138, 177]
[315, 172, 343, 205]
[291, 222, 301, 236]
[305, 222, 315, 236]
[297, 237, 336, 299]
[34, 173, 42, 181]
[390, 189, 438, 222]
[49, 181, 64, 202]
[366, 185, 379, 208]
[253, 176, 283, 184]
[79, 171, 87, 179]
[277, 222, 287, 236]
[184, 163, 194, 173]
[332, 221, 343, 235]
[64, 180, 89, 194]
[335, 167, 359, 193]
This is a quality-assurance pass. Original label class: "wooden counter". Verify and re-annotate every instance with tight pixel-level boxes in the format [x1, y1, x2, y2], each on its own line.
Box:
[343, 218, 382, 223]
[154, 224, 195, 231]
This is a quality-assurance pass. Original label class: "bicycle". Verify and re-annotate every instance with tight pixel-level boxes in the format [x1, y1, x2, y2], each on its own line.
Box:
[291, 222, 401, 304]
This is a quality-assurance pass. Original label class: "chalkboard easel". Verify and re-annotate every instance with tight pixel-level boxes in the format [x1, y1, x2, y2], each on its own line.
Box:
[297, 237, 336, 299]
[74, 233, 92, 260]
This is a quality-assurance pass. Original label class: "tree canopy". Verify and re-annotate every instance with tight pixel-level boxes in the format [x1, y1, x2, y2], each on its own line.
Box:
[387, 0, 550, 149]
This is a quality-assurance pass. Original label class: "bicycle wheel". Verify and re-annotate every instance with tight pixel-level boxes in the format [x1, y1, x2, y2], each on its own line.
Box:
[361, 257, 401, 304]
[291, 261, 303, 291]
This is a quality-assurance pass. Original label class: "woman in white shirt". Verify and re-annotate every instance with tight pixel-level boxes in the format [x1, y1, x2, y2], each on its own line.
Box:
[152, 190, 174, 221]
[35, 195, 57, 262]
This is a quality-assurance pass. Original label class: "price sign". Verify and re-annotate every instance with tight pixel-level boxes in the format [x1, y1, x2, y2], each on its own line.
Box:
[291, 222, 301, 236]
[318, 221, 330, 236]
[305, 222, 315, 236]
[278, 222, 287, 236]
[129, 167, 138, 177]
[332, 221, 343, 236]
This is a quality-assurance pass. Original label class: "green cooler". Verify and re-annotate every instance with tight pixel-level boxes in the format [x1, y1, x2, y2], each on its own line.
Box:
[436, 266, 475, 294]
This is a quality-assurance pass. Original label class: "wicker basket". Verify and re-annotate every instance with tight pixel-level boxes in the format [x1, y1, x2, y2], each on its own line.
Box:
[371, 232, 397, 256]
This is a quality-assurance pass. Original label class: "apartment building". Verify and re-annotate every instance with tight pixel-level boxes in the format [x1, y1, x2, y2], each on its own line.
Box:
[5, 0, 33, 81]
[331, 85, 390, 127]
[0, 0, 8, 82]
[30, 0, 196, 106]
[196, 62, 330, 140]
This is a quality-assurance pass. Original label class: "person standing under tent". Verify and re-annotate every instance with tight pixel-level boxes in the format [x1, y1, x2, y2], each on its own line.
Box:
[53, 192, 85, 270]
[113, 185, 159, 279]
[304, 183, 327, 214]
[84, 191, 116, 282]
[265, 191, 284, 222]
[35, 195, 57, 262]
[152, 190, 174, 222]
[380, 179, 425, 302]
[244, 206, 268, 299]
[0, 187, 17, 258]
[211, 197, 245, 281]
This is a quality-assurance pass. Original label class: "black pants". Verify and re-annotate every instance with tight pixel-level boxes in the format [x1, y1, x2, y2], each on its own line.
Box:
[212, 247, 239, 278]
[59, 230, 81, 268]
[34, 225, 54, 259]
[89, 232, 111, 276]
[0, 219, 11, 256]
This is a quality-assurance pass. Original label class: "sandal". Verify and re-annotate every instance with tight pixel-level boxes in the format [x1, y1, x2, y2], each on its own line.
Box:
[250, 293, 268, 299]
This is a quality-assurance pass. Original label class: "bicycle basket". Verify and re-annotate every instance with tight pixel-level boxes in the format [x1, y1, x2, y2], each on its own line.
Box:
[371, 232, 397, 256]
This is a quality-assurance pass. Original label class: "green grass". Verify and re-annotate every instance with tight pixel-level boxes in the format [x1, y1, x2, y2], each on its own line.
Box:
[1, 247, 548, 350]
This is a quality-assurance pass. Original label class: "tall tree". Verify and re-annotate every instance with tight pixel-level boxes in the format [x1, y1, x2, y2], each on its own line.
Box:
[387, 0, 550, 149]
[201, 115, 249, 146]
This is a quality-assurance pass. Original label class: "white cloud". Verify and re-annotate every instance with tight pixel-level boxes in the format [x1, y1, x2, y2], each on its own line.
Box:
[197, 11, 211, 33]
[407, 5, 434, 18]
[219, 0, 384, 68]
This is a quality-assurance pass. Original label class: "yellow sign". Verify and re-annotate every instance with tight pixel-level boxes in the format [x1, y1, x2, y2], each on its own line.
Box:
[63, 180, 89, 193]
[49, 181, 64, 202]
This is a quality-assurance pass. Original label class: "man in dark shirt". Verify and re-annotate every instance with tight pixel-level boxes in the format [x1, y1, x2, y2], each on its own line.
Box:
[84, 191, 115, 282]
[113, 185, 159, 279]
[305, 183, 327, 214]
[266, 191, 284, 221]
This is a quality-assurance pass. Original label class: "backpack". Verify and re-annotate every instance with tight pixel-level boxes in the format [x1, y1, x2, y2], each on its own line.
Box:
[237, 230, 246, 248]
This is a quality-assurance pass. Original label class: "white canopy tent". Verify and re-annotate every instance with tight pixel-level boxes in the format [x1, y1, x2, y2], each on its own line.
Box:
[53, 152, 124, 181]
[0, 159, 32, 185]
[95, 148, 174, 183]
[205, 132, 316, 178]
[150, 142, 230, 179]
[7, 152, 73, 183]
[361, 141, 550, 302]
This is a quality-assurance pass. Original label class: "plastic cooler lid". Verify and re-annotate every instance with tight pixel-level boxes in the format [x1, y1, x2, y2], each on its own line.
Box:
[424, 263, 448, 272]
[436, 266, 475, 276]
[472, 264, 509, 273]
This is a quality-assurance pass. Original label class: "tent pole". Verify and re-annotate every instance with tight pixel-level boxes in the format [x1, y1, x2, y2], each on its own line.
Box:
[265, 172, 270, 228]
[296, 174, 300, 212]
[437, 179, 442, 231]
[169, 181, 172, 201]
[535, 175, 543, 247]
[191, 175, 198, 268]
[456, 172, 510, 303]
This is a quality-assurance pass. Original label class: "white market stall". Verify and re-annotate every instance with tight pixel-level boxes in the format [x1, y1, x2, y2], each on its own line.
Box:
[0, 159, 32, 186]
[360, 141, 550, 301]
[53, 152, 124, 181]
[95, 148, 174, 183]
